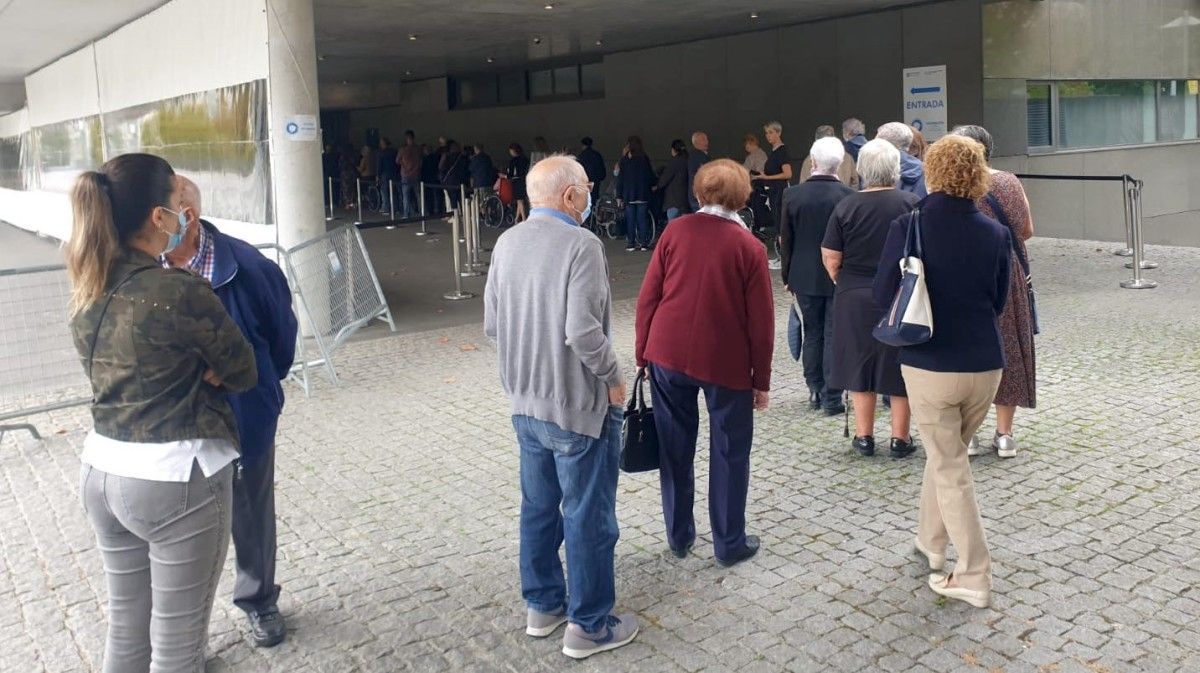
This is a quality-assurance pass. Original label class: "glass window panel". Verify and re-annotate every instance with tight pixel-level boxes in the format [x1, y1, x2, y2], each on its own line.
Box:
[1027, 83, 1052, 147]
[458, 75, 497, 107]
[529, 70, 553, 98]
[1158, 79, 1199, 141]
[553, 66, 579, 96]
[581, 62, 604, 95]
[498, 72, 526, 104]
[1056, 80, 1156, 149]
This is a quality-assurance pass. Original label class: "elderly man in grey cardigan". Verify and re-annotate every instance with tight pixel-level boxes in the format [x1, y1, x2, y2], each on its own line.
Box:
[484, 154, 639, 660]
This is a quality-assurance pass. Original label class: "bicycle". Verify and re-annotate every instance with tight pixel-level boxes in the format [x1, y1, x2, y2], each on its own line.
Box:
[592, 188, 660, 248]
[479, 191, 516, 228]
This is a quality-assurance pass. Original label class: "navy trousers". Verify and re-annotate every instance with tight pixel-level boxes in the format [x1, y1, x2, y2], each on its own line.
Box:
[650, 364, 754, 559]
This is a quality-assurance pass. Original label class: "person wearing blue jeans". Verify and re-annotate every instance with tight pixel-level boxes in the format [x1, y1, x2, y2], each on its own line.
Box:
[485, 156, 639, 660]
[514, 406, 621, 633]
[624, 201, 650, 249]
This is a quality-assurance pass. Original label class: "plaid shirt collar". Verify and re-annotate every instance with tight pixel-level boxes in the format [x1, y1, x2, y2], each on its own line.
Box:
[161, 223, 216, 283]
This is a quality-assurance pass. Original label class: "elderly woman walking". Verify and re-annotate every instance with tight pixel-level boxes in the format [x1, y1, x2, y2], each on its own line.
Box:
[821, 139, 920, 458]
[952, 125, 1037, 459]
[636, 159, 775, 567]
[874, 134, 1012, 608]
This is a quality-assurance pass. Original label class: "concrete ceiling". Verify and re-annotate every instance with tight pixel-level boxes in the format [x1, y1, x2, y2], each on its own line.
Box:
[0, 0, 167, 105]
[314, 0, 927, 84]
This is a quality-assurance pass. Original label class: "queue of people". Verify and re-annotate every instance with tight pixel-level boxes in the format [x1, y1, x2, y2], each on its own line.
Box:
[65, 117, 1037, 669]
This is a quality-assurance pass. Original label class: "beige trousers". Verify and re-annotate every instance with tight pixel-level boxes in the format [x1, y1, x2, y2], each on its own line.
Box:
[901, 365, 1003, 591]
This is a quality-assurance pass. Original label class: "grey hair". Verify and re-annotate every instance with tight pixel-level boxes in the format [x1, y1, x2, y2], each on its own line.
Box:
[814, 125, 836, 140]
[951, 124, 994, 160]
[527, 154, 587, 205]
[856, 139, 901, 188]
[763, 121, 783, 134]
[808, 137, 845, 176]
[842, 117, 865, 137]
[876, 122, 914, 153]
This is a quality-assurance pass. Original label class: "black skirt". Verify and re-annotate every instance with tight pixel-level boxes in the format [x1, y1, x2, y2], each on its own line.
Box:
[828, 283, 907, 397]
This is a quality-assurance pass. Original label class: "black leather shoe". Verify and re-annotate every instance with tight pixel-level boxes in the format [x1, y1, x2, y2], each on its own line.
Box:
[808, 391, 822, 410]
[823, 403, 846, 416]
[716, 535, 760, 568]
[890, 437, 918, 459]
[669, 541, 694, 559]
[247, 607, 286, 648]
[853, 436, 875, 456]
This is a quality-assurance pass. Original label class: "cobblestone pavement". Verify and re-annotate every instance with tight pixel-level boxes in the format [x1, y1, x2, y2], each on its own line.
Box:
[2, 237, 1198, 673]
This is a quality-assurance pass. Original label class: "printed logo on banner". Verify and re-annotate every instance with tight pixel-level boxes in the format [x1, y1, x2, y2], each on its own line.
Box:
[903, 66, 948, 141]
[284, 115, 319, 142]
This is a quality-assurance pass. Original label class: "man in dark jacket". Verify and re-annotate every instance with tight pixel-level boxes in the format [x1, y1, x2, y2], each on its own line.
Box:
[687, 131, 711, 212]
[778, 138, 853, 415]
[166, 177, 298, 648]
[469, 143, 498, 193]
[842, 117, 868, 162]
[376, 137, 399, 214]
[576, 136, 606, 203]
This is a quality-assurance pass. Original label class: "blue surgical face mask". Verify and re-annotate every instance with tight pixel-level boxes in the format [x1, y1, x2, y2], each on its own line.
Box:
[570, 185, 592, 224]
[160, 207, 188, 254]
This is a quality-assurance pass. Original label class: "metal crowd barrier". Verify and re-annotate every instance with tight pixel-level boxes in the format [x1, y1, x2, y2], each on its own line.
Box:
[1014, 173, 1157, 290]
[0, 265, 91, 440]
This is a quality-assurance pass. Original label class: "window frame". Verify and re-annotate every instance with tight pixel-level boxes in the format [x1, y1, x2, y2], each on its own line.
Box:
[1028, 79, 1200, 154]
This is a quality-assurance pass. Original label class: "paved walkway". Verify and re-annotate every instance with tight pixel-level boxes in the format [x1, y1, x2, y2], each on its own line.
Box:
[1, 237, 1198, 673]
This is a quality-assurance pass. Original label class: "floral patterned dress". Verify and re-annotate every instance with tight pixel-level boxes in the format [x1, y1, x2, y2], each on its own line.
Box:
[977, 170, 1037, 408]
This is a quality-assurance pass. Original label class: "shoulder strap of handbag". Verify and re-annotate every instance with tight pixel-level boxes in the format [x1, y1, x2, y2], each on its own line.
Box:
[86, 266, 155, 380]
[984, 193, 1031, 278]
[904, 208, 923, 258]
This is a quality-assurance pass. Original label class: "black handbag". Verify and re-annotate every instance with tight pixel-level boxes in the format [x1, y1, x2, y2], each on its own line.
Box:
[620, 371, 659, 473]
[985, 194, 1040, 335]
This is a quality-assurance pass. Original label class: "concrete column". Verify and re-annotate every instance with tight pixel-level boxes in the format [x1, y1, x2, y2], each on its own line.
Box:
[266, 0, 324, 250]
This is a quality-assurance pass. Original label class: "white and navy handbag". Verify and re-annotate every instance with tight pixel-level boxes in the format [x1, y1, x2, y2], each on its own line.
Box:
[873, 210, 933, 347]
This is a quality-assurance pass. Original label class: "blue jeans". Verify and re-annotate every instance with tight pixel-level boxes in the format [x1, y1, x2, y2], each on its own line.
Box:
[624, 202, 649, 247]
[400, 177, 419, 217]
[514, 408, 621, 632]
[379, 177, 396, 213]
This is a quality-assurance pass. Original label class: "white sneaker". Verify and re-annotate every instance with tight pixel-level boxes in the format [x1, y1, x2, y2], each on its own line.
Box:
[928, 573, 990, 608]
[913, 536, 946, 571]
[966, 435, 988, 457]
[995, 433, 1018, 458]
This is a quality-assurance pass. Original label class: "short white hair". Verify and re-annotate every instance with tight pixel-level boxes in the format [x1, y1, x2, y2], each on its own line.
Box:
[808, 137, 844, 176]
[856, 139, 901, 188]
[527, 154, 587, 204]
[764, 120, 783, 134]
[876, 122, 914, 153]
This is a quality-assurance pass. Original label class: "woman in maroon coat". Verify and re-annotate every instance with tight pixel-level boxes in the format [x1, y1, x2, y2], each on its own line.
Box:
[635, 159, 775, 568]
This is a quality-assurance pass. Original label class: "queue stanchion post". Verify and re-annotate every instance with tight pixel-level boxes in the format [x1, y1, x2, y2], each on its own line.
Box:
[469, 191, 487, 269]
[387, 179, 396, 228]
[326, 177, 339, 221]
[1120, 180, 1157, 290]
[443, 209, 476, 300]
[416, 181, 429, 236]
[1124, 179, 1158, 271]
[459, 187, 482, 278]
[353, 179, 365, 226]
[1114, 175, 1134, 257]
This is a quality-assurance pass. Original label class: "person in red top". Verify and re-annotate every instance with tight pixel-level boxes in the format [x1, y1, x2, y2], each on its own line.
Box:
[635, 159, 775, 567]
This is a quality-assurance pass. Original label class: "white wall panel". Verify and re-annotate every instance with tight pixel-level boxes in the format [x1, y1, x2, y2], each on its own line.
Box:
[25, 46, 101, 126]
[0, 108, 30, 137]
[95, 0, 269, 112]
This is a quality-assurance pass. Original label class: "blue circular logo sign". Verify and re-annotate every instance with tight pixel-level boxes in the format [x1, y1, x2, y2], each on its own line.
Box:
[285, 122, 299, 134]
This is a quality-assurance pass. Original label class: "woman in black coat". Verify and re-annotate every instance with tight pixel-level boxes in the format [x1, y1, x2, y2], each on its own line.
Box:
[654, 139, 690, 223]
[616, 135, 655, 251]
[506, 143, 531, 222]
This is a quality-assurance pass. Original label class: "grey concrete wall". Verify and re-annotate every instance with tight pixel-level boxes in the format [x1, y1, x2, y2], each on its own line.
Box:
[342, 0, 986, 167]
[984, 0, 1200, 246]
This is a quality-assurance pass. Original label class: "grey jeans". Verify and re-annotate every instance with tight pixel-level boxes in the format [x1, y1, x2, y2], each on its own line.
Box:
[80, 462, 233, 673]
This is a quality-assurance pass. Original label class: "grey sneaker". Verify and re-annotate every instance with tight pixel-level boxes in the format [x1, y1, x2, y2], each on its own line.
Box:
[526, 606, 567, 638]
[967, 434, 988, 456]
[995, 432, 1018, 459]
[561, 612, 639, 659]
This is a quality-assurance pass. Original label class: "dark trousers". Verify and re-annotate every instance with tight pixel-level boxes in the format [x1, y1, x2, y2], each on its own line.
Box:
[795, 293, 843, 408]
[650, 364, 753, 559]
[624, 202, 649, 247]
[231, 446, 279, 614]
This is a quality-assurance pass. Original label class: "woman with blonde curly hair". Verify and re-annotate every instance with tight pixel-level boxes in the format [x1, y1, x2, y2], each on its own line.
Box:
[873, 134, 1013, 608]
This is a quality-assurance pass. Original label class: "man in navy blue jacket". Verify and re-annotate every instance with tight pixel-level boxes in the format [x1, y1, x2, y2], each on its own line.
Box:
[166, 177, 298, 648]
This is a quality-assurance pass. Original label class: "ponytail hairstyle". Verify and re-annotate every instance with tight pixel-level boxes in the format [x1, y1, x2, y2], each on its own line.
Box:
[66, 153, 175, 314]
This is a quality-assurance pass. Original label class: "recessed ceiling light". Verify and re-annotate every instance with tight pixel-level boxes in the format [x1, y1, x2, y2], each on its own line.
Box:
[544, 3, 554, 9]
[408, 34, 418, 41]
[487, 57, 495, 63]
[595, 39, 603, 46]
[341, 80, 348, 84]
[317, 54, 326, 61]
[749, 11, 759, 19]
[533, 36, 542, 44]
[404, 70, 412, 76]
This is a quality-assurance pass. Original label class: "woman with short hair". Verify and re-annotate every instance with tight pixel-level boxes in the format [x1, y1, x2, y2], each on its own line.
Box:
[67, 153, 257, 671]
[506, 143, 531, 222]
[951, 124, 1037, 459]
[742, 134, 768, 175]
[874, 134, 1012, 608]
[616, 135, 655, 251]
[821, 139, 920, 458]
[636, 159, 775, 568]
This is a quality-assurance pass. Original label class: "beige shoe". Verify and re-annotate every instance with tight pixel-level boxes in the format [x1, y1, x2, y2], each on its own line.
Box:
[913, 536, 946, 571]
[928, 573, 990, 608]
